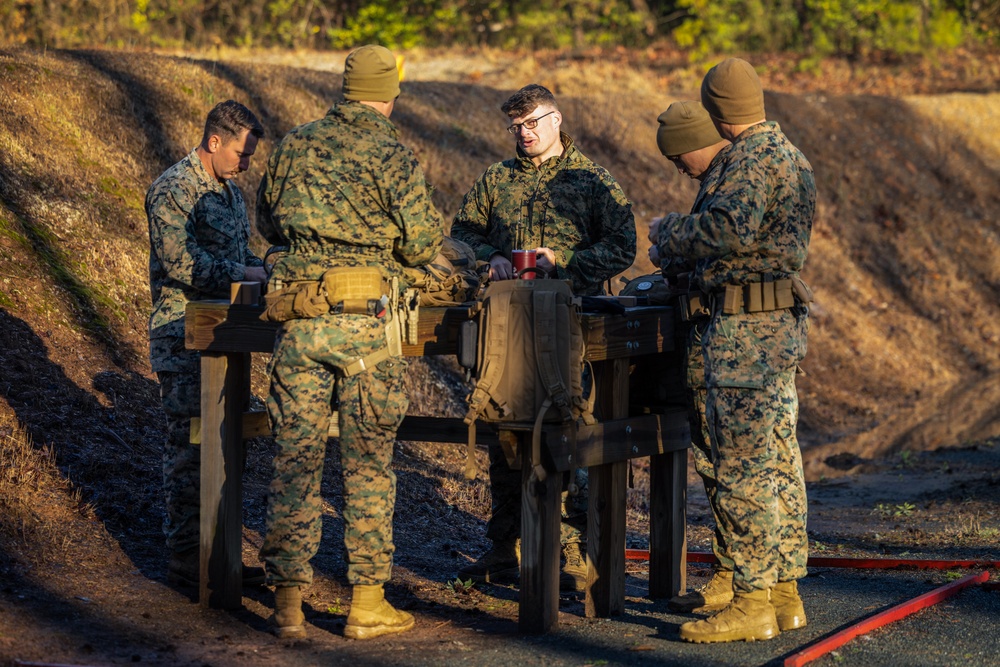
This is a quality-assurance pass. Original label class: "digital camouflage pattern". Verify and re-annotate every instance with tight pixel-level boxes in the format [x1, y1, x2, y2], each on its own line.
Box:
[146, 149, 263, 554]
[658, 121, 813, 593]
[261, 317, 408, 586]
[650, 147, 735, 570]
[452, 132, 636, 297]
[256, 101, 443, 587]
[257, 102, 443, 283]
[147, 148, 262, 348]
[709, 370, 808, 592]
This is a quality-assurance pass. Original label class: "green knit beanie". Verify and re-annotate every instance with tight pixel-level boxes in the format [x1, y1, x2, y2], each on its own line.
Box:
[343, 45, 400, 103]
[700, 58, 765, 124]
[656, 101, 722, 157]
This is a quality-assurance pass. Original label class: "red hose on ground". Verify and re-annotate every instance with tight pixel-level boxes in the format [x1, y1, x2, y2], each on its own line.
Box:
[624, 550, 1000, 570]
[782, 570, 990, 667]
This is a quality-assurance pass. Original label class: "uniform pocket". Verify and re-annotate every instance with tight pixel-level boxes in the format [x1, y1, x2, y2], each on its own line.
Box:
[703, 311, 804, 389]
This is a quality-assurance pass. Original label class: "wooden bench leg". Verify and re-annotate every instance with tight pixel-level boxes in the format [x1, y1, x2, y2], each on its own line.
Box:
[649, 448, 687, 599]
[586, 356, 629, 618]
[199, 351, 248, 609]
[518, 430, 561, 633]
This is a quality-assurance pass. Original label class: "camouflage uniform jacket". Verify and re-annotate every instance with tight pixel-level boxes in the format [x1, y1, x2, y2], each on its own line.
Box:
[146, 149, 262, 353]
[256, 102, 443, 284]
[451, 132, 636, 296]
[658, 122, 814, 388]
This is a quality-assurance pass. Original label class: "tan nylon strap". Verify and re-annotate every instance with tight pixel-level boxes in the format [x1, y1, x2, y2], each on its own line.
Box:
[464, 423, 477, 480]
[533, 290, 573, 421]
[340, 345, 392, 378]
[530, 396, 553, 484]
[463, 287, 513, 426]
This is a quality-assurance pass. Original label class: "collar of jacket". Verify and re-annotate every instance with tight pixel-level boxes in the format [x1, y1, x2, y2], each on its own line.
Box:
[186, 147, 226, 195]
[326, 101, 399, 140]
[514, 131, 578, 171]
[730, 120, 780, 146]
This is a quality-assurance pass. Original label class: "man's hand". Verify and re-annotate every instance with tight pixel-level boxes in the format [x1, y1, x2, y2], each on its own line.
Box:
[534, 247, 556, 274]
[489, 254, 514, 281]
[244, 266, 268, 283]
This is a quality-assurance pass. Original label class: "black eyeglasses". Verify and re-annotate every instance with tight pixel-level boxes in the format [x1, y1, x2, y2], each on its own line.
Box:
[507, 111, 556, 135]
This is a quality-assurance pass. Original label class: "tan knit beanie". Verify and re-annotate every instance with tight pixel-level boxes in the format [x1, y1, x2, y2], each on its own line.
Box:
[343, 45, 400, 102]
[656, 101, 722, 157]
[700, 58, 765, 124]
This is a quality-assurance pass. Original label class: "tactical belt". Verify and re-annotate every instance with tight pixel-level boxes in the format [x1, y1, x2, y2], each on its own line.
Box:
[710, 274, 812, 315]
[261, 267, 389, 322]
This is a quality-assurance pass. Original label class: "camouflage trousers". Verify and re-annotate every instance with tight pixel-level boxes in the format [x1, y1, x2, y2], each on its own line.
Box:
[706, 368, 808, 593]
[152, 342, 202, 555]
[486, 443, 588, 547]
[260, 313, 407, 588]
[685, 321, 733, 571]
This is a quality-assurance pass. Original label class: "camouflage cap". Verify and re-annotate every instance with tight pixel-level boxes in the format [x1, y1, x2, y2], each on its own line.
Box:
[701, 58, 765, 124]
[343, 45, 400, 102]
[656, 100, 722, 157]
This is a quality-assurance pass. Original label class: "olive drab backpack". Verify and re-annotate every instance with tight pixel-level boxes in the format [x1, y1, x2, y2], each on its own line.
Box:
[403, 236, 485, 306]
[460, 278, 595, 480]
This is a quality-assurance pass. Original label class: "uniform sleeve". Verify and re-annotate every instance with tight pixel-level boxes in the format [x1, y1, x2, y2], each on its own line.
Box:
[386, 146, 444, 267]
[254, 155, 290, 247]
[451, 172, 500, 263]
[559, 171, 636, 293]
[146, 185, 246, 293]
[659, 153, 771, 260]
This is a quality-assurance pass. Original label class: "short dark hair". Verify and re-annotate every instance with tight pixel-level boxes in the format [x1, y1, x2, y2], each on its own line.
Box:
[201, 100, 264, 145]
[501, 84, 558, 118]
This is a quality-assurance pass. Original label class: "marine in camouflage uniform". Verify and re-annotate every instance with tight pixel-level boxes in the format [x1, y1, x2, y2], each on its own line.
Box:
[648, 101, 736, 612]
[255, 45, 443, 640]
[654, 60, 814, 643]
[146, 100, 266, 585]
[452, 84, 636, 591]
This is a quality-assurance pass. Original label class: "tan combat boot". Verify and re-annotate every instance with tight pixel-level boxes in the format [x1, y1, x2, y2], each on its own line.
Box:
[679, 588, 779, 643]
[457, 539, 520, 584]
[668, 569, 734, 613]
[271, 585, 307, 639]
[771, 580, 807, 631]
[559, 542, 588, 592]
[345, 584, 414, 640]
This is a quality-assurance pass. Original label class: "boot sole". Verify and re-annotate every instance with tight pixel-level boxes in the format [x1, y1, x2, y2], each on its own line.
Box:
[344, 616, 415, 640]
[679, 625, 779, 643]
[777, 613, 808, 631]
[273, 624, 307, 640]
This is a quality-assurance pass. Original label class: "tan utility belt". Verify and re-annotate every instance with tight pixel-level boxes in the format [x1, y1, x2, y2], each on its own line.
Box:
[261, 266, 389, 323]
[712, 274, 813, 315]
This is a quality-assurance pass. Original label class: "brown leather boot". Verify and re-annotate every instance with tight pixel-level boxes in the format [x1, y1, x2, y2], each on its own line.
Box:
[271, 586, 307, 639]
[771, 580, 807, 631]
[679, 589, 779, 643]
[345, 584, 414, 640]
[669, 569, 734, 613]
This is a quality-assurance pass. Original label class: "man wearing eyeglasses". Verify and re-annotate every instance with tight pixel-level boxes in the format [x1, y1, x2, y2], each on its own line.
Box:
[452, 83, 636, 591]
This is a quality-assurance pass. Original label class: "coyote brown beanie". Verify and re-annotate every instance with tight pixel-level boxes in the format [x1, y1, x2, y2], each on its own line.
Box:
[656, 101, 722, 157]
[343, 45, 400, 102]
[700, 58, 765, 124]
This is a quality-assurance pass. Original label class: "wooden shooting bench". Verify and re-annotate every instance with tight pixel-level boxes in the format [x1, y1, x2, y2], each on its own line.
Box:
[185, 292, 690, 634]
